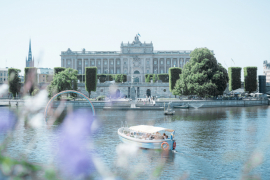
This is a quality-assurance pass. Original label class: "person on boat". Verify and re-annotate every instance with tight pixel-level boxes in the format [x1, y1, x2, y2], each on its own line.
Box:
[163, 133, 167, 139]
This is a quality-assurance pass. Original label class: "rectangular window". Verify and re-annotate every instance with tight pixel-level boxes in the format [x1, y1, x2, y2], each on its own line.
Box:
[147, 70, 149, 74]
[117, 69, 120, 74]
[154, 61, 157, 64]
[147, 61, 149, 65]
[110, 69, 114, 74]
[79, 61, 81, 65]
[68, 61, 71, 65]
[104, 61, 107, 65]
[124, 70, 127, 74]
[161, 69, 163, 73]
[98, 69, 101, 74]
[91, 61, 94, 65]
[111, 61, 113, 65]
[79, 70, 82, 74]
[117, 60, 120, 65]
[0, 78, 2, 81]
[167, 60, 170, 65]
[161, 61, 163, 65]
[124, 62, 126, 65]
[174, 60, 176, 65]
[98, 61, 100, 65]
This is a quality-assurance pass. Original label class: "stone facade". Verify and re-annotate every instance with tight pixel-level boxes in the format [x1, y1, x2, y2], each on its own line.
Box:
[77, 83, 173, 98]
[60, 35, 212, 82]
[0, 68, 8, 83]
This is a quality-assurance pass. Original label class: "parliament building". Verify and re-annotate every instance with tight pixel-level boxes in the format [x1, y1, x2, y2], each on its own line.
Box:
[60, 35, 198, 82]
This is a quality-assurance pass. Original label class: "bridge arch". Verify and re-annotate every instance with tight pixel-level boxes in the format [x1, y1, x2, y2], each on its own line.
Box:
[44, 90, 95, 120]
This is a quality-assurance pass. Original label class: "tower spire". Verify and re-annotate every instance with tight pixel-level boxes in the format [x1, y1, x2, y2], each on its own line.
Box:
[29, 39, 31, 53]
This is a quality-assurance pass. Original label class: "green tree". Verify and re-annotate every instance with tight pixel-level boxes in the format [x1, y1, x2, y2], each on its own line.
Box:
[145, 74, 150, 83]
[24, 67, 37, 96]
[244, 67, 257, 93]
[54, 67, 66, 75]
[152, 74, 156, 83]
[173, 48, 228, 97]
[85, 67, 97, 98]
[48, 68, 78, 98]
[115, 74, 121, 83]
[8, 68, 21, 98]
[228, 67, 241, 91]
[169, 67, 182, 92]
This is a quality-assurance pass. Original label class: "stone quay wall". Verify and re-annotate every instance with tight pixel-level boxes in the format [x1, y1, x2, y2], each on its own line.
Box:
[51, 100, 268, 109]
[77, 82, 173, 98]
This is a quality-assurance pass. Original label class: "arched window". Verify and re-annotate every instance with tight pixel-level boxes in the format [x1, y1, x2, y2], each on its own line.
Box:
[134, 70, 140, 74]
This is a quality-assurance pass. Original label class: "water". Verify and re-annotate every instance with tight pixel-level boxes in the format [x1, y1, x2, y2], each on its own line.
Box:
[1, 106, 270, 179]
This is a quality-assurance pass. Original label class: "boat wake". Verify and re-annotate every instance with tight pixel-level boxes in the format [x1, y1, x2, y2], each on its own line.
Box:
[189, 103, 204, 109]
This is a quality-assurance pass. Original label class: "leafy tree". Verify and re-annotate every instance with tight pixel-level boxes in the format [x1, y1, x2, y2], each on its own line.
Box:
[48, 68, 78, 98]
[173, 48, 228, 97]
[114, 74, 121, 83]
[152, 74, 156, 83]
[169, 67, 182, 92]
[120, 74, 127, 83]
[54, 67, 66, 75]
[8, 68, 21, 98]
[145, 74, 150, 83]
[24, 67, 37, 96]
[228, 67, 242, 91]
[85, 67, 97, 98]
[244, 67, 257, 93]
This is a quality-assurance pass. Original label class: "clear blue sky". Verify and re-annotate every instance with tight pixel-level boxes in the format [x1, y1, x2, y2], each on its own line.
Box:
[0, 0, 269, 78]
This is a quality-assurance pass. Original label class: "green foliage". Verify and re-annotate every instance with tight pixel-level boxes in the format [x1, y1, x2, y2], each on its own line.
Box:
[157, 74, 169, 82]
[8, 68, 21, 98]
[173, 48, 229, 97]
[85, 67, 97, 98]
[228, 67, 241, 91]
[97, 74, 114, 83]
[145, 74, 150, 83]
[31, 87, 39, 96]
[48, 68, 78, 98]
[244, 67, 257, 93]
[120, 74, 127, 83]
[46, 74, 54, 82]
[54, 67, 65, 75]
[169, 67, 182, 92]
[24, 67, 37, 96]
[97, 95, 105, 101]
[152, 74, 157, 83]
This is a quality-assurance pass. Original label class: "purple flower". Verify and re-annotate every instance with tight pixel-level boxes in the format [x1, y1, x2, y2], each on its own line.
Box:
[56, 109, 96, 178]
[0, 108, 17, 134]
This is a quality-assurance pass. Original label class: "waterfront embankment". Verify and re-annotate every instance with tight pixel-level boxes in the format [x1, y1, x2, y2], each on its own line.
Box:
[1, 99, 268, 109]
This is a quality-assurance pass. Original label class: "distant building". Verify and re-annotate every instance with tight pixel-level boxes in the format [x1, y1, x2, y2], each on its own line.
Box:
[19, 75, 24, 83]
[0, 68, 8, 83]
[60, 35, 212, 82]
[37, 68, 53, 83]
[26, 39, 34, 67]
[263, 60, 270, 84]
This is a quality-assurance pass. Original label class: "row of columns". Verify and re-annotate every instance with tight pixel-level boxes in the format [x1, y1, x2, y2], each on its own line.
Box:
[62, 58, 122, 74]
[154, 58, 189, 73]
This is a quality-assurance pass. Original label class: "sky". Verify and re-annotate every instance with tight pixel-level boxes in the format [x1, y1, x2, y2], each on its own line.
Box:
[0, 0, 269, 78]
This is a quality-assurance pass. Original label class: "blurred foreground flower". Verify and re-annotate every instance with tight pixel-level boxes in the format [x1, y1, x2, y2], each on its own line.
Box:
[55, 109, 96, 178]
[0, 84, 8, 96]
[0, 108, 17, 134]
[116, 143, 138, 168]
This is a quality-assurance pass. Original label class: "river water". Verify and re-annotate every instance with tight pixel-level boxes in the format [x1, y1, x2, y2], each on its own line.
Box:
[1, 106, 270, 179]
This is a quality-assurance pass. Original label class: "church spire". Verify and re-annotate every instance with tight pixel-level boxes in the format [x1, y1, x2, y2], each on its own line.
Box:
[29, 39, 31, 53]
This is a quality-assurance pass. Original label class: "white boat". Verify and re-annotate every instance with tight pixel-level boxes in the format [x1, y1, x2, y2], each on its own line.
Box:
[118, 125, 176, 150]
[164, 102, 175, 115]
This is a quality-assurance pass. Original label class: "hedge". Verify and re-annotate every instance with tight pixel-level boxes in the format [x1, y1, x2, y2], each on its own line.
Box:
[244, 67, 257, 93]
[97, 74, 114, 83]
[169, 67, 182, 92]
[114, 74, 127, 83]
[85, 67, 97, 98]
[228, 67, 241, 91]
[157, 74, 169, 82]
[8, 68, 21, 98]
[54, 67, 65, 75]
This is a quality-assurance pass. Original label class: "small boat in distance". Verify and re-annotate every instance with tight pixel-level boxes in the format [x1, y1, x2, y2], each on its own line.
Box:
[118, 125, 176, 150]
[174, 104, 189, 109]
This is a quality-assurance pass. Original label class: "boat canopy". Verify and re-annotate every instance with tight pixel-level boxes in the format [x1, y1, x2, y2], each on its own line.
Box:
[129, 125, 174, 133]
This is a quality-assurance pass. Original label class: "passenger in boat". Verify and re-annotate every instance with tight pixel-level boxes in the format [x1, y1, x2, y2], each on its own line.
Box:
[163, 133, 167, 139]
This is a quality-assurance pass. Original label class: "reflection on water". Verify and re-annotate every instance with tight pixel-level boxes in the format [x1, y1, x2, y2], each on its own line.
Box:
[1, 106, 270, 179]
